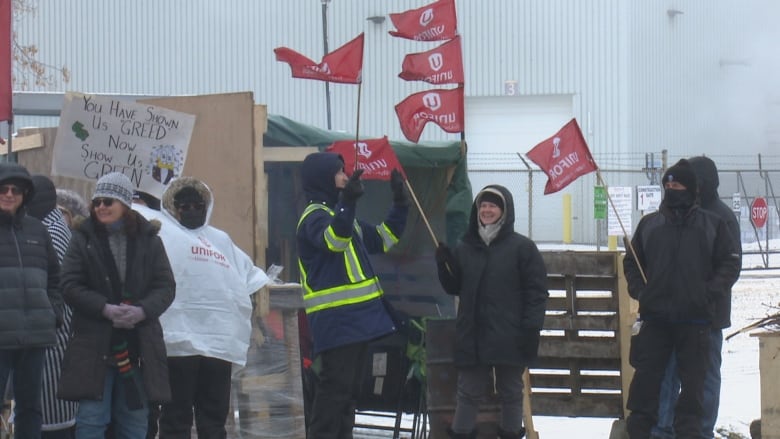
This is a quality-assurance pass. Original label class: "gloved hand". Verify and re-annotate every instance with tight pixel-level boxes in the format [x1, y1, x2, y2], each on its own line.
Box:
[435, 242, 457, 274]
[340, 169, 365, 206]
[390, 169, 408, 206]
[112, 303, 146, 328]
[520, 328, 541, 364]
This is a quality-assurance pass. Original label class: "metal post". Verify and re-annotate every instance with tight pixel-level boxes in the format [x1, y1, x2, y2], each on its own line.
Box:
[321, 0, 332, 130]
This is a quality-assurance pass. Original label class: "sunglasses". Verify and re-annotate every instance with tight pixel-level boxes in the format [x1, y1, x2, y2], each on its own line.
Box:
[91, 198, 116, 208]
[0, 184, 24, 196]
[175, 202, 206, 211]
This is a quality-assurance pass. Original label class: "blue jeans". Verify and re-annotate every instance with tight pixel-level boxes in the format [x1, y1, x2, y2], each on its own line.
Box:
[0, 348, 46, 439]
[75, 367, 148, 439]
[652, 329, 722, 439]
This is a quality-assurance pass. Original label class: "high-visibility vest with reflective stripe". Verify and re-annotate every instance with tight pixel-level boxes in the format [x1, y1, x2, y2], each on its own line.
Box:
[297, 203, 385, 314]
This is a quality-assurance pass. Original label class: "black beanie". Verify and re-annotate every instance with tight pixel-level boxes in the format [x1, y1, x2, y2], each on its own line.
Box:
[477, 189, 505, 211]
[662, 159, 698, 194]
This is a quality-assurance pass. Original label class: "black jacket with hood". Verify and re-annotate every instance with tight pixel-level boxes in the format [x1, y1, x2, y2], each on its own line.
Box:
[624, 193, 740, 324]
[689, 156, 742, 329]
[436, 184, 549, 367]
[0, 163, 63, 348]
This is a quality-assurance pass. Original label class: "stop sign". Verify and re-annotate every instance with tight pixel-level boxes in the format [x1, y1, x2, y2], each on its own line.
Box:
[751, 197, 768, 228]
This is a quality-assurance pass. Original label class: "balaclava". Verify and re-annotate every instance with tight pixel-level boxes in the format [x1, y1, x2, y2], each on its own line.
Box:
[174, 186, 207, 229]
[661, 159, 698, 210]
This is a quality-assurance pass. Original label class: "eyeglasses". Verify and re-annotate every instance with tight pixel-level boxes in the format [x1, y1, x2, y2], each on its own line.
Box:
[175, 202, 206, 211]
[91, 198, 115, 208]
[0, 184, 24, 196]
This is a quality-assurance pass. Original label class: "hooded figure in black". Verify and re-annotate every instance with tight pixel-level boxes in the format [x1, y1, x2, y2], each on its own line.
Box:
[623, 159, 740, 438]
[652, 156, 743, 438]
[435, 185, 548, 439]
[296, 152, 409, 439]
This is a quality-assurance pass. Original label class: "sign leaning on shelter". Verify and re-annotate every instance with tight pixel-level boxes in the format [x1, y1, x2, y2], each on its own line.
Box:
[52, 92, 196, 198]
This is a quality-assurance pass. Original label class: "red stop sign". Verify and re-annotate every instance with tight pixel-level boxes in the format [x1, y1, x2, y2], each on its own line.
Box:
[751, 197, 768, 228]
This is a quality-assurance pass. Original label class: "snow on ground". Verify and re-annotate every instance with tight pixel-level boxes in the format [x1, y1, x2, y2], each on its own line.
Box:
[355, 242, 780, 438]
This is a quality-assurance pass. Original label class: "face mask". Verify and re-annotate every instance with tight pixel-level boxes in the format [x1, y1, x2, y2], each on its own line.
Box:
[179, 209, 206, 229]
[664, 188, 695, 209]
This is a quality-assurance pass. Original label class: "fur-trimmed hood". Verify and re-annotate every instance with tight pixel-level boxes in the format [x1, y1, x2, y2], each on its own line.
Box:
[161, 177, 214, 228]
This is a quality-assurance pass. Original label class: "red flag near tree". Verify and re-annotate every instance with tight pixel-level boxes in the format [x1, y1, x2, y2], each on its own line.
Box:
[526, 118, 598, 195]
[389, 0, 458, 42]
[274, 33, 364, 84]
[399, 36, 464, 85]
[326, 137, 405, 180]
[394, 87, 463, 143]
[1, 0, 12, 121]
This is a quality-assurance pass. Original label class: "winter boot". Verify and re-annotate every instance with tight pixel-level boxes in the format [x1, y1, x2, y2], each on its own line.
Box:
[497, 426, 526, 439]
[446, 427, 478, 439]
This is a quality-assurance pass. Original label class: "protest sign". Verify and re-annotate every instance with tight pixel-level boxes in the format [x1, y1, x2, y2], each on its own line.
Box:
[52, 92, 196, 198]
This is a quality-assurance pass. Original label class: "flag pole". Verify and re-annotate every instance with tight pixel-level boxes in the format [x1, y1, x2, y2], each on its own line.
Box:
[595, 168, 647, 284]
[353, 82, 362, 172]
[404, 178, 438, 246]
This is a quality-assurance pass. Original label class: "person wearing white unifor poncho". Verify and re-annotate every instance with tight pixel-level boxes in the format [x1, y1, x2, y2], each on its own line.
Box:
[133, 177, 270, 439]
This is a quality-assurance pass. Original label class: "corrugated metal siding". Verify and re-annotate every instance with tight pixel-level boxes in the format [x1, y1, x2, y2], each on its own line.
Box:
[12, 0, 771, 165]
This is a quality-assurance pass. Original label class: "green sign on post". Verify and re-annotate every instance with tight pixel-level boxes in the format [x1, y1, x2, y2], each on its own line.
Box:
[594, 186, 607, 219]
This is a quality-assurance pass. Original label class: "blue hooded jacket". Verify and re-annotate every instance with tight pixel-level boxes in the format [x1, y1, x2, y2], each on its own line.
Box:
[296, 152, 408, 354]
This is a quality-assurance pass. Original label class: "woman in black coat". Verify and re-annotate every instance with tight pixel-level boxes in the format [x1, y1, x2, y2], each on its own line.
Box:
[58, 172, 175, 439]
[436, 185, 549, 439]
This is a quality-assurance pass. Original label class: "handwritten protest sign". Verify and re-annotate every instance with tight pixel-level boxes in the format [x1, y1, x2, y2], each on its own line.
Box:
[52, 92, 196, 198]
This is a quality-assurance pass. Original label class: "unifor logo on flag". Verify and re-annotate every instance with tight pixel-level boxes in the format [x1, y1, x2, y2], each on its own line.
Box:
[389, 0, 457, 41]
[399, 36, 464, 85]
[274, 33, 364, 84]
[394, 87, 463, 143]
[326, 136, 405, 180]
[526, 118, 598, 195]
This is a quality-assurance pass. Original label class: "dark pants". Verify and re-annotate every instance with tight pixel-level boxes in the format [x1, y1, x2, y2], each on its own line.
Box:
[0, 348, 46, 439]
[626, 321, 710, 439]
[307, 342, 368, 439]
[158, 356, 232, 439]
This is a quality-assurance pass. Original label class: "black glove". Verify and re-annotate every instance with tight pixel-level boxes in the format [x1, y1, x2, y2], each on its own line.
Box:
[435, 242, 456, 271]
[520, 328, 541, 364]
[390, 169, 408, 206]
[340, 169, 365, 206]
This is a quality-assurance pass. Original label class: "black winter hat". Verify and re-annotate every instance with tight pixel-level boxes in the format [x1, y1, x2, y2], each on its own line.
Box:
[477, 189, 505, 211]
[662, 159, 698, 194]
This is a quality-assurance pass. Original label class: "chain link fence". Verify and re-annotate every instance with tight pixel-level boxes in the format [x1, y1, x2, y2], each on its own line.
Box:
[467, 152, 780, 268]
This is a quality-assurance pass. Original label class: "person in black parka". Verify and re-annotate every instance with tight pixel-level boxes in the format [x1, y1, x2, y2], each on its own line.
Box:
[435, 185, 549, 439]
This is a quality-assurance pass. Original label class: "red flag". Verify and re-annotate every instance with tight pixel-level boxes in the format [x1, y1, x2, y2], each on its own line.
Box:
[399, 36, 464, 85]
[274, 33, 364, 84]
[326, 137, 406, 181]
[0, 0, 12, 121]
[389, 0, 457, 42]
[395, 87, 463, 143]
[526, 119, 598, 195]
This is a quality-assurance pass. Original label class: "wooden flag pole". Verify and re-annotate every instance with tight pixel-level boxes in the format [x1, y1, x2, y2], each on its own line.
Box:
[595, 168, 647, 284]
[404, 178, 438, 246]
[353, 82, 363, 171]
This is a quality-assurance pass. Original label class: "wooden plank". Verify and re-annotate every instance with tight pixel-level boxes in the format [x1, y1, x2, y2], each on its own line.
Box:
[253, 104, 268, 268]
[539, 339, 620, 359]
[757, 333, 780, 439]
[0, 133, 44, 154]
[533, 356, 621, 371]
[617, 256, 637, 418]
[547, 276, 617, 291]
[543, 314, 619, 331]
[529, 373, 622, 391]
[264, 146, 318, 162]
[542, 251, 618, 276]
[532, 393, 624, 418]
[547, 297, 618, 313]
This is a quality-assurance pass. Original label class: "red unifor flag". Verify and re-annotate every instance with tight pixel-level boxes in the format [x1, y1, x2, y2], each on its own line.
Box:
[526, 118, 598, 195]
[389, 0, 457, 42]
[394, 87, 463, 143]
[0, 0, 12, 121]
[399, 36, 464, 85]
[326, 137, 406, 181]
[274, 33, 364, 84]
